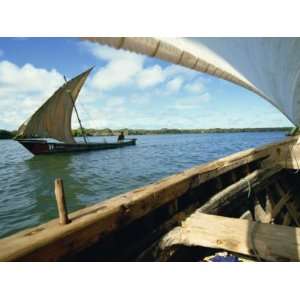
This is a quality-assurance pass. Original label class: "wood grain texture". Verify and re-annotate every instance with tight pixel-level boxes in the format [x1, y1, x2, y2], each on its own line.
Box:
[198, 167, 280, 214]
[160, 212, 300, 261]
[54, 179, 70, 225]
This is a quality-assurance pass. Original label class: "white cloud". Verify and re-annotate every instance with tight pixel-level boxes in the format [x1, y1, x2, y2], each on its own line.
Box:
[163, 64, 198, 80]
[81, 41, 197, 93]
[165, 77, 183, 93]
[0, 60, 63, 129]
[0, 57, 211, 131]
[184, 79, 205, 94]
[0, 61, 62, 94]
[90, 58, 143, 91]
[81, 41, 144, 92]
[81, 41, 142, 62]
[175, 93, 211, 110]
[136, 65, 165, 88]
[3, 41, 274, 131]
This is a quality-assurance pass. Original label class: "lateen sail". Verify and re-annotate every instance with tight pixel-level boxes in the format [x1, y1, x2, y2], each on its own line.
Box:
[17, 67, 93, 143]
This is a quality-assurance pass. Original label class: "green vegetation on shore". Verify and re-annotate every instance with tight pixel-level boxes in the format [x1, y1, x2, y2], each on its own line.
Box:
[0, 130, 17, 139]
[0, 127, 292, 139]
[73, 127, 292, 136]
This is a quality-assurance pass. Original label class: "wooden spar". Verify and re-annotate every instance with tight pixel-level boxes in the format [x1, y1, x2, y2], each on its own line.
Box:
[64, 75, 87, 144]
[198, 167, 281, 214]
[285, 203, 300, 226]
[0, 136, 298, 261]
[254, 201, 270, 223]
[264, 191, 274, 219]
[271, 190, 293, 219]
[54, 179, 70, 225]
[272, 184, 300, 225]
[159, 212, 300, 261]
[283, 213, 292, 226]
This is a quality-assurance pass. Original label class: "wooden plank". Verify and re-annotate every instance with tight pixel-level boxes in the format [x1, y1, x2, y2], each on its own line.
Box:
[198, 167, 281, 214]
[160, 212, 300, 261]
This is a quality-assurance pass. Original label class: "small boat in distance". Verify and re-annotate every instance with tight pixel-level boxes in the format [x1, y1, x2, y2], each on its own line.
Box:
[15, 67, 136, 155]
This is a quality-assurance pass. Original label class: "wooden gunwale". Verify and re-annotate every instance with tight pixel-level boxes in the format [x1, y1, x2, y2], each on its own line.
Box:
[0, 136, 298, 261]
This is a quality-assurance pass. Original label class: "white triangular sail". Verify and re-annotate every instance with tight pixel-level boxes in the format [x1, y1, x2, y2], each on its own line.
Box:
[83, 37, 300, 125]
[17, 68, 92, 143]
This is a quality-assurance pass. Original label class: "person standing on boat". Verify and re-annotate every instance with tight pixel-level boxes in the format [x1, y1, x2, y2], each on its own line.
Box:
[117, 131, 125, 142]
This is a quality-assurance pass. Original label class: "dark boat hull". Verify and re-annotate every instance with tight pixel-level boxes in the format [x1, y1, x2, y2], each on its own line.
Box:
[16, 138, 137, 155]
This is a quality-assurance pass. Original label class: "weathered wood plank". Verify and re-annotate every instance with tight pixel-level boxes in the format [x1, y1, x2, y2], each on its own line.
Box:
[198, 167, 281, 214]
[160, 212, 300, 261]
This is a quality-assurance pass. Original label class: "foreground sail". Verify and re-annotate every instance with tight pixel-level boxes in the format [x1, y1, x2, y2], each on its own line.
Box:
[16, 67, 136, 155]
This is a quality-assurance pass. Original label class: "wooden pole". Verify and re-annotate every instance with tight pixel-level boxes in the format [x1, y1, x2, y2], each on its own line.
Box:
[54, 178, 70, 225]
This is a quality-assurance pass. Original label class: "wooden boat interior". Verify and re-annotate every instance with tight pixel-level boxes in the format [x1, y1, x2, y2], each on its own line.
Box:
[1, 135, 300, 261]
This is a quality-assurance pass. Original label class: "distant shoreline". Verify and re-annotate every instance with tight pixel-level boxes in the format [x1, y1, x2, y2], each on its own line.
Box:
[72, 127, 292, 137]
[0, 127, 292, 139]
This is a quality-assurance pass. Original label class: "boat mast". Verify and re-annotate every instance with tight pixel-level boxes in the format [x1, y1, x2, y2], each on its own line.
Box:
[64, 75, 88, 144]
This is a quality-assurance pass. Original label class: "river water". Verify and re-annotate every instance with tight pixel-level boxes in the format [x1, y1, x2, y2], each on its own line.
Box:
[0, 132, 286, 238]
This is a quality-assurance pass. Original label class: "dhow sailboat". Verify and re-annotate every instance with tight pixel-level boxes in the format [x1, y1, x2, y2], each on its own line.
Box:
[16, 67, 136, 155]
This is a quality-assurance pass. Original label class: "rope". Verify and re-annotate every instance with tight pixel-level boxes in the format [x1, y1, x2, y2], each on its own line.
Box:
[241, 177, 252, 199]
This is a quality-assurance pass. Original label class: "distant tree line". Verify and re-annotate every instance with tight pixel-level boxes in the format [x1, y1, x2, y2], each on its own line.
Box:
[0, 130, 17, 139]
[0, 127, 293, 139]
[72, 127, 293, 136]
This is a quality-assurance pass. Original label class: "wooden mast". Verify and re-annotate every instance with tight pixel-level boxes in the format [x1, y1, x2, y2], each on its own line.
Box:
[64, 75, 88, 144]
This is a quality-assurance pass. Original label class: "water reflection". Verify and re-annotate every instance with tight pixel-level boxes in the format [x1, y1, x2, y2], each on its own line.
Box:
[25, 154, 88, 222]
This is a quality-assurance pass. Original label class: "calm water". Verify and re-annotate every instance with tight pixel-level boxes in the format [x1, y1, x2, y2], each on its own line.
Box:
[0, 132, 286, 238]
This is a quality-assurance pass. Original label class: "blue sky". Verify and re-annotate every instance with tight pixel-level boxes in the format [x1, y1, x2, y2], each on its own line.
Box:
[0, 37, 292, 130]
